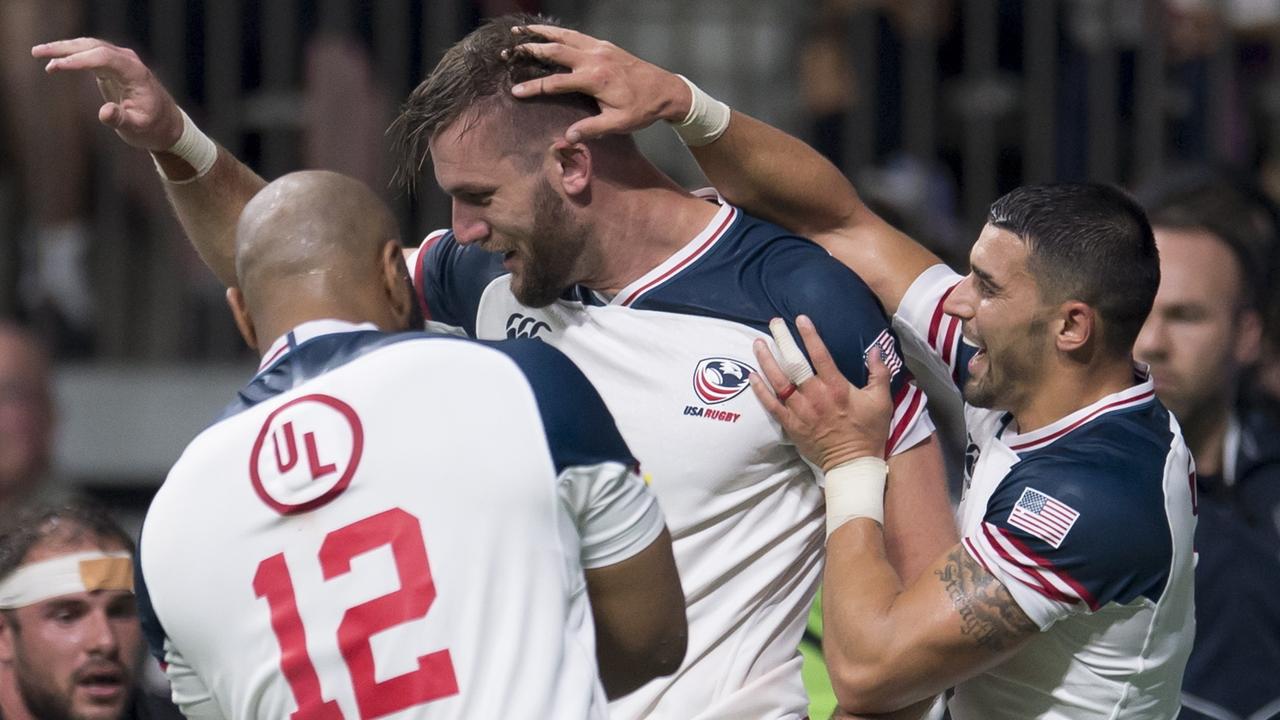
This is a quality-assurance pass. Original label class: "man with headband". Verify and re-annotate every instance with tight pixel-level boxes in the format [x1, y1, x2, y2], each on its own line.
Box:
[0, 502, 181, 720]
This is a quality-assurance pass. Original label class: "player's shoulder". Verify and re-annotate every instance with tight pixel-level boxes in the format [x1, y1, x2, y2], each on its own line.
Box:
[990, 404, 1183, 564]
[636, 203, 882, 326]
[413, 229, 508, 333]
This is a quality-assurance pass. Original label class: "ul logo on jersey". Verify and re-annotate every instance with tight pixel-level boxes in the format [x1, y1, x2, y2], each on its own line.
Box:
[506, 313, 551, 340]
[249, 393, 364, 515]
[693, 357, 755, 405]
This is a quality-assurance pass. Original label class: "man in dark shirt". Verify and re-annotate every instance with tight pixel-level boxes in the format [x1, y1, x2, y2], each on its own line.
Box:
[1135, 175, 1280, 720]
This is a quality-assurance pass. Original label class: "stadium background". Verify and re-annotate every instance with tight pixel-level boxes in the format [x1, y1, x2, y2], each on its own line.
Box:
[3, 1, 1279, 717]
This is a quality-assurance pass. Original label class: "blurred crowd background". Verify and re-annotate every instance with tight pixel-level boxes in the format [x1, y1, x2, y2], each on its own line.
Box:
[2, 0, 1279, 515]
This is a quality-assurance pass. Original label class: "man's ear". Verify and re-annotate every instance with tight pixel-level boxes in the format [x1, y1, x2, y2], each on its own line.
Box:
[382, 240, 416, 331]
[1056, 301, 1096, 354]
[226, 288, 258, 353]
[0, 612, 18, 664]
[1235, 307, 1264, 366]
[552, 139, 592, 199]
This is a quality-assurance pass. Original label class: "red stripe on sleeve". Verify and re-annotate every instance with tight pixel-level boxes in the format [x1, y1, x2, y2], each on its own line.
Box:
[999, 526, 1099, 610]
[927, 283, 960, 347]
[886, 383, 924, 455]
[982, 524, 1079, 605]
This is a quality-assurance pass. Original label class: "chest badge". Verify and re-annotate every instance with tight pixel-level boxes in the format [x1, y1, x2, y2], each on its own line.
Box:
[692, 357, 755, 405]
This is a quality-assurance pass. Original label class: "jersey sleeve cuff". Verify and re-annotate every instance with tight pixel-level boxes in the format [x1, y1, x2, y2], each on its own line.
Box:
[962, 523, 1080, 631]
[564, 464, 667, 570]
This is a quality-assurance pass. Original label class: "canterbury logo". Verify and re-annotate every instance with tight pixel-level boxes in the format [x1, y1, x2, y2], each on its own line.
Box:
[506, 313, 552, 340]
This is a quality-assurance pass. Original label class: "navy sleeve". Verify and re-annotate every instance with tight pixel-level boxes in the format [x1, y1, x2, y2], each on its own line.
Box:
[133, 542, 169, 664]
[416, 231, 507, 337]
[762, 240, 920, 424]
[485, 338, 639, 474]
[972, 445, 1174, 613]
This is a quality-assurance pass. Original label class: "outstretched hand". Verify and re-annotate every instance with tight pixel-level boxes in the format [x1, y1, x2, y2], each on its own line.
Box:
[33, 37, 184, 152]
[751, 315, 894, 471]
[506, 24, 691, 142]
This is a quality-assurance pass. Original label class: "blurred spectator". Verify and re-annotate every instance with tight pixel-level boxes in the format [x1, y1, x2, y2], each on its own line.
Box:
[0, 322, 58, 517]
[0, 501, 182, 719]
[0, 0, 94, 354]
[1134, 172, 1280, 720]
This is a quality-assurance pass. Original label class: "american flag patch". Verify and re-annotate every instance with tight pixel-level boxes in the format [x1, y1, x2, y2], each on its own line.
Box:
[1007, 487, 1079, 548]
[865, 329, 904, 379]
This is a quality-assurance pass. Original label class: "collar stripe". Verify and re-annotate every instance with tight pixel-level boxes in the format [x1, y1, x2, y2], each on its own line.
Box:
[617, 207, 737, 307]
[1007, 388, 1156, 453]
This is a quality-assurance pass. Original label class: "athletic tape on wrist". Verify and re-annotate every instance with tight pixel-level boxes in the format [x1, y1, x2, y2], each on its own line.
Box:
[768, 318, 815, 385]
[824, 456, 887, 538]
[672, 74, 731, 147]
[0, 551, 134, 609]
[153, 109, 217, 183]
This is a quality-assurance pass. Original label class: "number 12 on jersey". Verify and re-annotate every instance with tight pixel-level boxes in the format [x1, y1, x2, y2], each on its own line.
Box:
[253, 508, 460, 719]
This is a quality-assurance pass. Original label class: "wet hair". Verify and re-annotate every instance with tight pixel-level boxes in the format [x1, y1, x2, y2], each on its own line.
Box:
[0, 501, 134, 584]
[390, 13, 603, 191]
[987, 183, 1160, 356]
[1137, 169, 1279, 311]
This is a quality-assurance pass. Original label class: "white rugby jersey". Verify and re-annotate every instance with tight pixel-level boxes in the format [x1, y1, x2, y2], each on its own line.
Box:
[409, 197, 934, 719]
[137, 320, 665, 720]
[895, 265, 1197, 720]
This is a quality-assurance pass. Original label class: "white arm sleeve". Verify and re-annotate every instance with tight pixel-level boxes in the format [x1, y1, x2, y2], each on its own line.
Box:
[558, 462, 666, 569]
[163, 639, 228, 720]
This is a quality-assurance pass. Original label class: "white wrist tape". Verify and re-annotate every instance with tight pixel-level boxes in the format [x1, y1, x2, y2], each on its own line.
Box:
[671, 75, 731, 147]
[154, 109, 217, 183]
[824, 456, 887, 538]
[0, 551, 134, 609]
[768, 318, 815, 385]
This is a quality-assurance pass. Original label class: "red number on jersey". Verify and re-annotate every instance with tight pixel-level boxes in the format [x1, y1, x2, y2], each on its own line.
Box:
[255, 509, 459, 719]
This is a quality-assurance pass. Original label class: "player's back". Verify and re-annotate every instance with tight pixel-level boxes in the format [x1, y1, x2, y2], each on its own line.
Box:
[139, 327, 645, 719]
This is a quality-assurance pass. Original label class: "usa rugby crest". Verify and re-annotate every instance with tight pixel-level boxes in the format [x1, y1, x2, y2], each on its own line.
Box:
[692, 357, 755, 405]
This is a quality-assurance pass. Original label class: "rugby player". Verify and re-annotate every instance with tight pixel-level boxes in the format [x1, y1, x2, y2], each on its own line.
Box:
[37, 16, 955, 718]
[137, 170, 686, 718]
[510, 26, 1198, 719]
[0, 502, 181, 720]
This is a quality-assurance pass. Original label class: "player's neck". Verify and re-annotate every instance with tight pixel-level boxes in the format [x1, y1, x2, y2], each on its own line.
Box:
[582, 177, 720, 297]
[1013, 357, 1138, 434]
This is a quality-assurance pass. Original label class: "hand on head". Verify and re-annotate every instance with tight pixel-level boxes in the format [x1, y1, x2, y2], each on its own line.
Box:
[751, 315, 894, 471]
[505, 24, 692, 143]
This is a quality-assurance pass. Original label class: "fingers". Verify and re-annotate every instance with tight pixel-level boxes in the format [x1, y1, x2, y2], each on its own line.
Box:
[752, 338, 799, 397]
[795, 315, 845, 381]
[515, 24, 596, 49]
[31, 37, 111, 59]
[768, 318, 815, 385]
[749, 371, 788, 423]
[41, 45, 144, 82]
[505, 40, 586, 72]
[565, 117, 607, 143]
[511, 69, 589, 99]
[864, 347, 891, 396]
[98, 102, 123, 128]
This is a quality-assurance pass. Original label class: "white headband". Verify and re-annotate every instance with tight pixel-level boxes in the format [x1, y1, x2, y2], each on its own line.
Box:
[0, 551, 134, 609]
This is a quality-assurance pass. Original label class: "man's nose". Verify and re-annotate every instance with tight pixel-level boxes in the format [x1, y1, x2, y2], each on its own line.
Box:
[451, 202, 490, 245]
[1134, 317, 1167, 364]
[943, 276, 977, 320]
[83, 609, 120, 658]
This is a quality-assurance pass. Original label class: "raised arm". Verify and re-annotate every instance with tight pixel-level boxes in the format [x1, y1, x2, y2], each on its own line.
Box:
[33, 38, 265, 288]
[508, 24, 941, 314]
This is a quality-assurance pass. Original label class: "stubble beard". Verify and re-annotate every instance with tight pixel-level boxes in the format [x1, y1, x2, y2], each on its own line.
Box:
[510, 180, 589, 308]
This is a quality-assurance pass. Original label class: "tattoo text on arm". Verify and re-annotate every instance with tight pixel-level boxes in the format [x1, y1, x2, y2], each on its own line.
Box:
[935, 547, 1038, 651]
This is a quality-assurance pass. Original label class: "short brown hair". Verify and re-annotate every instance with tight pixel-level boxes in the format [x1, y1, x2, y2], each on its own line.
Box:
[390, 13, 599, 191]
[0, 501, 134, 583]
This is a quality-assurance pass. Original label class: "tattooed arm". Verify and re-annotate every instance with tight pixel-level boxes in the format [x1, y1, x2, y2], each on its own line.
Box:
[823, 524, 1039, 715]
